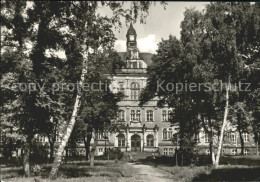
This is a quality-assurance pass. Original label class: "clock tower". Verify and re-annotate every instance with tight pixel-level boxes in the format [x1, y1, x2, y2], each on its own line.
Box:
[126, 23, 137, 49]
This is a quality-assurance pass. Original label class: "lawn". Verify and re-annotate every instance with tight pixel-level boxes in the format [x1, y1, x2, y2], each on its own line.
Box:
[2, 155, 260, 181]
[152, 155, 260, 181]
[1, 160, 137, 182]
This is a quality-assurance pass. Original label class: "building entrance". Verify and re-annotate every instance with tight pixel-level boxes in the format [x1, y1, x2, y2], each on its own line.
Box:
[131, 134, 141, 152]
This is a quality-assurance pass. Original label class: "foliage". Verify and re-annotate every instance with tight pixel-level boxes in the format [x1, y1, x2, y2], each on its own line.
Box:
[102, 148, 124, 160]
[140, 2, 260, 165]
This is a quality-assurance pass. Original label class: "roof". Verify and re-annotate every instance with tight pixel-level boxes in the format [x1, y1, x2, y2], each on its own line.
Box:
[117, 52, 154, 66]
[126, 23, 136, 35]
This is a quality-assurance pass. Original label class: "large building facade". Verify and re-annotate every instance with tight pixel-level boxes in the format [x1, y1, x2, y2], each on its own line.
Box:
[92, 24, 258, 156]
[107, 23, 175, 155]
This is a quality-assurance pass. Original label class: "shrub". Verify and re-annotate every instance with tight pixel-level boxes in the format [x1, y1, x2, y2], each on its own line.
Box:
[31, 164, 43, 176]
[102, 148, 123, 160]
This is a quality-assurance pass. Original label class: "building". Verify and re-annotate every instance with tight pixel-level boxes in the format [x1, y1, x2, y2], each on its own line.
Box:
[90, 24, 258, 156]
[0, 24, 258, 158]
[107, 23, 175, 155]
[70, 23, 176, 156]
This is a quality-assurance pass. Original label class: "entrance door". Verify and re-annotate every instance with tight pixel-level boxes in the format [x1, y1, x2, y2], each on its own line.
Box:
[131, 134, 141, 152]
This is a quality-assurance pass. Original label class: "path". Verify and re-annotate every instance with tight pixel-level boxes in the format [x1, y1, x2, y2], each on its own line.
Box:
[127, 162, 173, 182]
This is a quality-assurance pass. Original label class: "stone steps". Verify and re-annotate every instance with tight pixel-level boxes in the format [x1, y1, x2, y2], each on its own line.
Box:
[124, 151, 158, 160]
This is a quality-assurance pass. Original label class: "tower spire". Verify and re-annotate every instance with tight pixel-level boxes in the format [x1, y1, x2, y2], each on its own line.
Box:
[126, 23, 137, 49]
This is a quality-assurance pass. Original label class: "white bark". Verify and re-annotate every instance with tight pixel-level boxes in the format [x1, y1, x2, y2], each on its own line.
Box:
[214, 75, 231, 167]
[49, 49, 89, 179]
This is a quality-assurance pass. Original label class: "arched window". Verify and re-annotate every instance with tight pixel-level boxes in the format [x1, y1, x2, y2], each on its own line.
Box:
[163, 128, 167, 140]
[206, 149, 210, 155]
[168, 110, 172, 120]
[117, 134, 125, 147]
[146, 110, 153, 122]
[136, 110, 141, 121]
[168, 128, 173, 139]
[146, 135, 154, 147]
[131, 82, 140, 100]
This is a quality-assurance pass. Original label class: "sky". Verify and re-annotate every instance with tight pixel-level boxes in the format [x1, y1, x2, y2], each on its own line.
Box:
[100, 2, 209, 54]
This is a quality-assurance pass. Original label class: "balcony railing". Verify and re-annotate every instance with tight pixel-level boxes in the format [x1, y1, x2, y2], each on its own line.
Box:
[116, 68, 147, 74]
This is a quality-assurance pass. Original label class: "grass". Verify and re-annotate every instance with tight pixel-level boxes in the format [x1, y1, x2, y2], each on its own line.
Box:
[156, 166, 210, 182]
[153, 155, 260, 181]
[155, 165, 260, 181]
[1, 176, 120, 182]
[1, 160, 136, 181]
[2, 155, 260, 181]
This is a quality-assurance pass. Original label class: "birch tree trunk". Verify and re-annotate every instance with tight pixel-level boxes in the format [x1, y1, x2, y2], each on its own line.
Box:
[23, 139, 30, 177]
[237, 113, 245, 155]
[84, 130, 92, 161]
[90, 131, 98, 167]
[256, 139, 259, 155]
[49, 49, 89, 179]
[214, 75, 231, 167]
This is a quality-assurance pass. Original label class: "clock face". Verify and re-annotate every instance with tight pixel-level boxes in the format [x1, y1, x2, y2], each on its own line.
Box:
[129, 35, 135, 41]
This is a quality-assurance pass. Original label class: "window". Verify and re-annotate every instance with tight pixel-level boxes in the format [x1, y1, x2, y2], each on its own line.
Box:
[162, 110, 167, 121]
[99, 148, 103, 152]
[242, 133, 249, 142]
[133, 62, 137, 68]
[163, 128, 174, 140]
[169, 148, 174, 155]
[146, 110, 153, 122]
[37, 135, 45, 142]
[104, 131, 109, 139]
[168, 110, 172, 120]
[131, 110, 135, 121]
[206, 149, 210, 155]
[168, 128, 173, 139]
[118, 82, 125, 94]
[98, 132, 103, 139]
[244, 149, 249, 155]
[118, 110, 125, 122]
[163, 128, 167, 140]
[230, 133, 236, 142]
[130, 82, 140, 100]
[163, 148, 168, 155]
[130, 110, 141, 121]
[80, 150, 85, 155]
[136, 110, 141, 121]
[117, 134, 125, 147]
[139, 61, 142, 68]
[162, 110, 172, 121]
[146, 135, 154, 147]
[231, 149, 237, 155]
[78, 137, 84, 143]
[205, 133, 209, 143]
